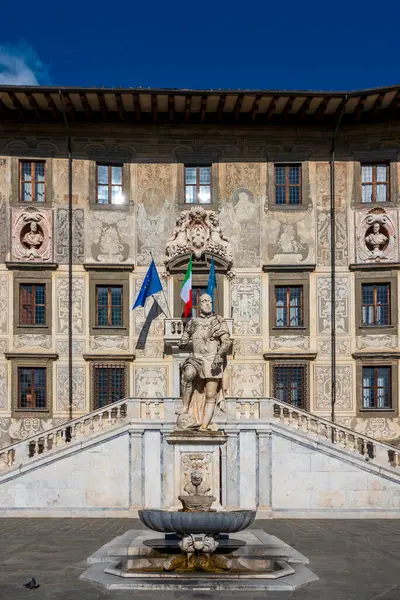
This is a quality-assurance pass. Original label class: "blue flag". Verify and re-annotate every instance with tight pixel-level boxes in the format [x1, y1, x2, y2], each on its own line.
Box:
[132, 259, 163, 309]
[207, 256, 217, 312]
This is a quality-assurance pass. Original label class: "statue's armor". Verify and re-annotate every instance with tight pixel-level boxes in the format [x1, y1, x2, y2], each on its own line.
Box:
[181, 316, 229, 380]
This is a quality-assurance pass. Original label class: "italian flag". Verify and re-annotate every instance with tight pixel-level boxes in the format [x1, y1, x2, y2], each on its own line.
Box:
[180, 255, 193, 318]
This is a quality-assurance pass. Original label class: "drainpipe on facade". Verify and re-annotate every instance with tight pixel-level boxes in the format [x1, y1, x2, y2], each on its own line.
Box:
[59, 91, 74, 431]
[330, 94, 347, 440]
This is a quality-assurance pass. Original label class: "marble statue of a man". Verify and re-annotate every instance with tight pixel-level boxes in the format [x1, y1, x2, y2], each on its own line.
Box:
[178, 293, 231, 431]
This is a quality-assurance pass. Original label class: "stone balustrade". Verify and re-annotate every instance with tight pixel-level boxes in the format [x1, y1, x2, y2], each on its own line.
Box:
[0, 396, 399, 474]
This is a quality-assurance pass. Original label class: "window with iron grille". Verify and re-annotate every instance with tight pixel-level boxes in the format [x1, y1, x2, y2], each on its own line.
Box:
[19, 284, 46, 326]
[275, 164, 301, 205]
[93, 364, 127, 409]
[18, 367, 47, 409]
[361, 164, 389, 203]
[273, 364, 306, 409]
[275, 286, 303, 327]
[96, 285, 123, 327]
[20, 161, 45, 202]
[184, 166, 212, 204]
[362, 283, 390, 326]
[96, 164, 123, 204]
[362, 366, 391, 409]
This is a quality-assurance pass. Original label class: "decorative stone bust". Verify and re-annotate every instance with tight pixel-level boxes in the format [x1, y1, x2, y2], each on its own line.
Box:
[365, 222, 388, 253]
[22, 221, 44, 249]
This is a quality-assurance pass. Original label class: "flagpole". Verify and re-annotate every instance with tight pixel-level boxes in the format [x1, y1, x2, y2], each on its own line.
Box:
[150, 252, 172, 318]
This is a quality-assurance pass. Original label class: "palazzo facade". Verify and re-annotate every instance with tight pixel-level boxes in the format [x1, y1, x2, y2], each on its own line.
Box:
[0, 85, 400, 447]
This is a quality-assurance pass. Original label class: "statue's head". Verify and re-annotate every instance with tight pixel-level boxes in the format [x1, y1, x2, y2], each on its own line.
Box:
[373, 222, 380, 233]
[190, 469, 203, 486]
[30, 222, 38, 232]
[199, 293, 213, 316]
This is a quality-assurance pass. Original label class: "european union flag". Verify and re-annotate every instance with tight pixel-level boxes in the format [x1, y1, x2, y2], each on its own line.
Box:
[132, 259, 163, 309]
[207, 256, 217, 312]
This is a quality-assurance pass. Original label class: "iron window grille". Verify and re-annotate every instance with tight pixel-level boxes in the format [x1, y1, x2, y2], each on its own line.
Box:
[95, 285, 123, 327]
[93, 364, 127, 409]
[19, 161, 45, 202]
[274, 164, 302, 205]
[96, 164, 124, 204]
[18, 367, 47, 409]
[184, 166, 212, 204]
[361, 283, 390, 326]
[362, 366, 391, 409]
[19, 283, 46, 326]
[273, 364, 307, 409]
[275, 286, 303, 327]
[361, 163, 389, 203]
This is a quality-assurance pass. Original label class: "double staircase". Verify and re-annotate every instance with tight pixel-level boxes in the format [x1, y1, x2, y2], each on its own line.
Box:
[1, 398, 400, 517]
[1, 397, 399, 473]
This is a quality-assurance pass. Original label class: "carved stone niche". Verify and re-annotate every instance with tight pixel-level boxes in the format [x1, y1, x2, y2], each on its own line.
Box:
[11, 206, 52, 263]
[165, 207, 233, 274]
[355, 207, 398, 264]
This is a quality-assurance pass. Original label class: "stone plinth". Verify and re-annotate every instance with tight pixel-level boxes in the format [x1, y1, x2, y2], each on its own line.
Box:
[166, 431, 227, 511]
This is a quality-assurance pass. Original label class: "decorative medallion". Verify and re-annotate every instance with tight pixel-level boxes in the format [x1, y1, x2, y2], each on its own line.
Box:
[356, 207, 397, 263]
[12, 206, 52, 262]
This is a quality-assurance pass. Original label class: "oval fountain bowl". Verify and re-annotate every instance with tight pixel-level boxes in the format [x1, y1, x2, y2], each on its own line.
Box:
[138, 509, 256, 535]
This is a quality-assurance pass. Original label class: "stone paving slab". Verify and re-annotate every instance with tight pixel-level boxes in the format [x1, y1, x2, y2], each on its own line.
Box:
[0, 518, 399, 599]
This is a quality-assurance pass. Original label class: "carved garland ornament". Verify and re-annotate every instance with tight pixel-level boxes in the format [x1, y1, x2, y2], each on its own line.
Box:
[165, 207, 233, 270]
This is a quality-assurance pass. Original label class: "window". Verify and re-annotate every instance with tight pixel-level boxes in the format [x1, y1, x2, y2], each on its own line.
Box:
[275, 165, 301, 205]
[362, 283, 390, 326]
[20, 161, 45, 202]
[275, 286, 303, 327]
[93, 364, 126, 409]
[19, 284, 46, 326]
[96, 286, 123, 327]
[184, 166, 211, 204]
[361, 164, 389, 203]
[273, 364, 306, 408]
[362, 366, 391, 409]
[96, 164, 123, 205]
[18, 367, 47, 409]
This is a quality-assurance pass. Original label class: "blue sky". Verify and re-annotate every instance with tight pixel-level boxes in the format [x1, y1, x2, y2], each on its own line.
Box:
[0, 4, 399, 91]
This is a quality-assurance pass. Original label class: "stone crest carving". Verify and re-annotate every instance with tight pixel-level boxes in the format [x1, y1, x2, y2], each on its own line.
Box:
[12, 206, 52, 262]
[356, 207, 398, 263]
[134, 366, 167, 398]
[230, 277, 261, 335]
[165, 207, 233, 270]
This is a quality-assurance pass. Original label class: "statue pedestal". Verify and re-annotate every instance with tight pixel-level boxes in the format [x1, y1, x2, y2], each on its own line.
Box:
[166, 431, 227, 511]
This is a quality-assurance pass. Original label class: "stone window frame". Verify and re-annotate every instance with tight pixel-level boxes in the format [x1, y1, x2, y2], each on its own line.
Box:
[269, 359, 310, 410]
[355, 356, 398, 417]
[266, 158, 311, 211]
[173, 272, 224, 318]
[88, 157, 131, 211]
[175, 152, 219, 211]
[10, 356, 54, 418]
[11, 156, 54, 206]
[269, 272, 310, 337]
[89, 271, 129, 336]
[351, 150, 399, 208]
[13, 270, 52, 335]
[355, 270, 397, 335]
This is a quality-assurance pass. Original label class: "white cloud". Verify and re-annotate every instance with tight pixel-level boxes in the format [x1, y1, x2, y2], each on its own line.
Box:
[0, 43, 49, 85]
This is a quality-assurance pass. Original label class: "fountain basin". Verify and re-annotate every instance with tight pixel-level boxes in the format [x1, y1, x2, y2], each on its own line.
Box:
[138, 509, 256, 535]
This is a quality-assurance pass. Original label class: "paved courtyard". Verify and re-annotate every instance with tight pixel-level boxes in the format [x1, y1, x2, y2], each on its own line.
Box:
[0, 518, 399, 600]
